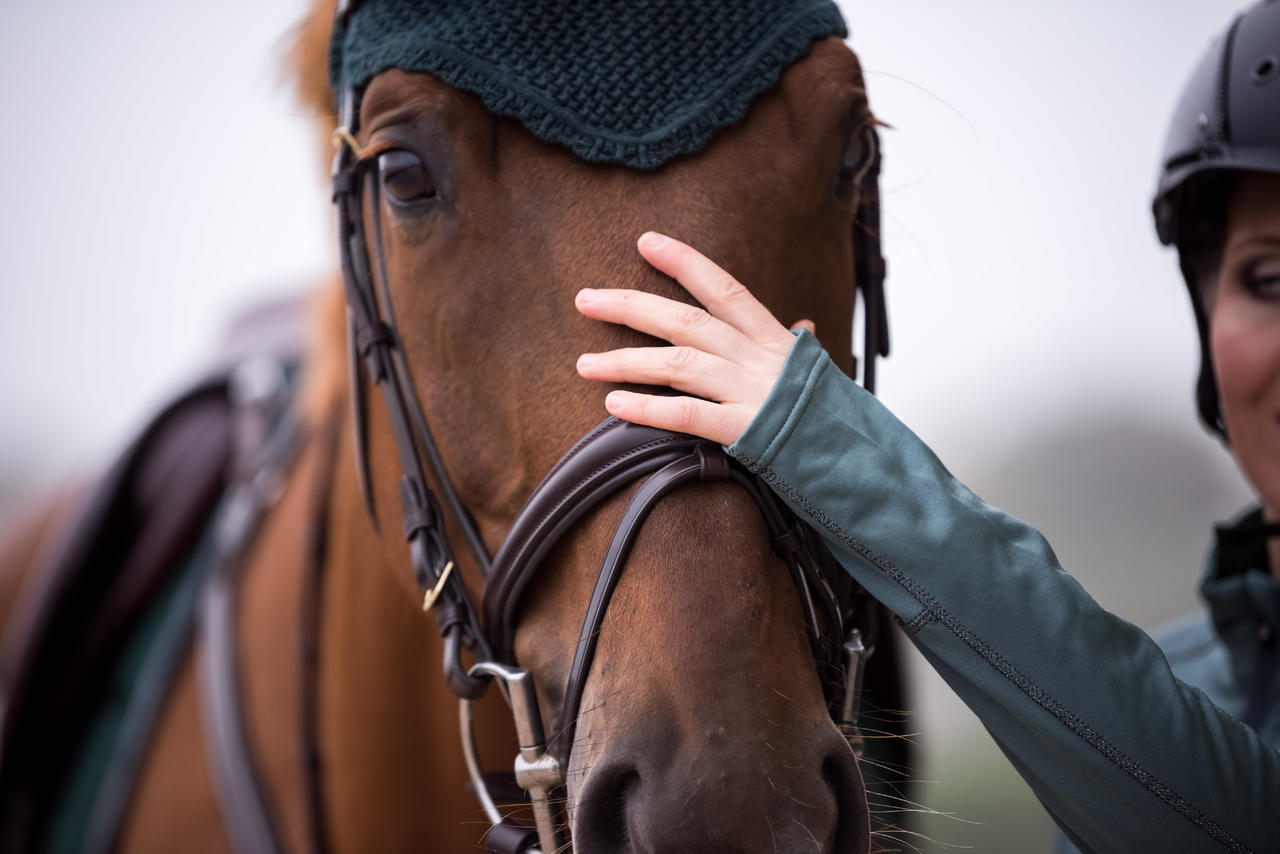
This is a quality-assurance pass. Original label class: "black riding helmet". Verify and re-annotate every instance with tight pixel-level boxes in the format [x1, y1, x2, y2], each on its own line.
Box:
[1153, 0, 1280, 436]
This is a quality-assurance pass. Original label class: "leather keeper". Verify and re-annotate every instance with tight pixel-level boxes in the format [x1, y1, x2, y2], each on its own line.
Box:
[331, 169, 358, 199]
[433, 602, 469, 636]
[771, 523, 804, 556]
[355, 321, 394, 356]
[694, 444, 730, 480]
[401, 505, 436, 540]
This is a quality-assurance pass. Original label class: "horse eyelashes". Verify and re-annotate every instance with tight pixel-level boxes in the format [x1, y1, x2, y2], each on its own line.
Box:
[837, 125, 877, 198]
[378, 149, 438, 205]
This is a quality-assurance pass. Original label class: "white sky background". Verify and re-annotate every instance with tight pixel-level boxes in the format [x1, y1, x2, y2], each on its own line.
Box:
[0, 0, 1251, 613]
[0, 1, 1258, 849]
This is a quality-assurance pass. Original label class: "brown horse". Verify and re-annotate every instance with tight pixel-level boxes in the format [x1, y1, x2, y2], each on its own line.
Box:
[0, 2, 908, 851]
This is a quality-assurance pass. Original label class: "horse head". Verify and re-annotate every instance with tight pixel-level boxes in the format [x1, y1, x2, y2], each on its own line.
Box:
[292, 2, 885, 851]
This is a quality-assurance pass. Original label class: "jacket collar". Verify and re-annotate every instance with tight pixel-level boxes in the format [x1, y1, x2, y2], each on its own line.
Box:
[1200, 506, 1280, 686]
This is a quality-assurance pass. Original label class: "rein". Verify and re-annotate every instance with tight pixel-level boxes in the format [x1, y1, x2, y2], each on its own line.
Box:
[198, 361, 306, 854]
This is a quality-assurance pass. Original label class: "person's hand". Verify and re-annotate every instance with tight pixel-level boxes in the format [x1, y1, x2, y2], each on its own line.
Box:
[575, 231, 814, 446]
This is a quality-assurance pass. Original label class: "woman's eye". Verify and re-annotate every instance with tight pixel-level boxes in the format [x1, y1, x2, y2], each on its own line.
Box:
[837, 125, 877, 197]
[1243, 260, 1280, 299]
[378, 149, 436, 205]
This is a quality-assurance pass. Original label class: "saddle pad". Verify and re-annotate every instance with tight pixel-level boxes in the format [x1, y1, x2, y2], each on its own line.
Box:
[0, 294, 310, 851]
[331, 0, 848, 169]
[43, 536, 214, 854]
[0, 379, 233, 850]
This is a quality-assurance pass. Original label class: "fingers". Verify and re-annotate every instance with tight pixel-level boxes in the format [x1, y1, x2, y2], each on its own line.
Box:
[573, 232, 802, 447]
[791, 318, 816, 335]
[575, 288, 755, 363]
[636, 232, 794, 349]
[603, 391, 747, 446]
[576, 345, 773, 403]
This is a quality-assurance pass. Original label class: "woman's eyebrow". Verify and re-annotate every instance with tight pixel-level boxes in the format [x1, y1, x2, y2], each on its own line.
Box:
[1224, 234, 1280, 254]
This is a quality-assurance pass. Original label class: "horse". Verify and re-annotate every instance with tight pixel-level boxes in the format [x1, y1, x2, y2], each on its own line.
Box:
[0, 1, 912, 851]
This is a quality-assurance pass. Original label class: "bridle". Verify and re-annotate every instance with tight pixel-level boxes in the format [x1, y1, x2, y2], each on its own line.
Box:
[325, 2, 891, 851]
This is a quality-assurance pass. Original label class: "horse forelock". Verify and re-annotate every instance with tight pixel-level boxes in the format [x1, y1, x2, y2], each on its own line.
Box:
[286, 0, 339, 142]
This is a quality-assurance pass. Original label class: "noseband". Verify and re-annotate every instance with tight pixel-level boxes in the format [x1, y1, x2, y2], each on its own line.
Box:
[472, 416, 872, 851]
[323, 3, 890, 851]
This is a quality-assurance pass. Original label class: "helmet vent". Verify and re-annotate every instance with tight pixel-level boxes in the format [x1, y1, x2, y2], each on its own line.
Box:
[1215, 14, 1243, 142]
[1253, 54, 1279, 84]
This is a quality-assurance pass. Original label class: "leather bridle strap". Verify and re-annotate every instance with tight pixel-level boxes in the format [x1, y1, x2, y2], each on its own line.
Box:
[479, 417, 851, 766]
[484, 419, 706, 661]
[333, 127, 494, 700]
[556, 446, 720, 757]
[463, 417, 861, 854]
[483, 418, 842, 690]
[553, 443, 847, 760]
[854, 137, 888, 394]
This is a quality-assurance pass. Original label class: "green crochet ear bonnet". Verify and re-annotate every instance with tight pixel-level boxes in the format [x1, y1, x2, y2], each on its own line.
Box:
[329, 0, 847, 170]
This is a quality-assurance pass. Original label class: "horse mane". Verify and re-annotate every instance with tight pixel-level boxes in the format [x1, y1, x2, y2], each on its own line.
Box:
[283, 0, 348, 427]
[285, 0, 338, 136]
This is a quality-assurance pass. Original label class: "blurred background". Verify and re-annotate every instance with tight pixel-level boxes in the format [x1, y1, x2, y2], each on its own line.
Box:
[0, 1, 1255, 851]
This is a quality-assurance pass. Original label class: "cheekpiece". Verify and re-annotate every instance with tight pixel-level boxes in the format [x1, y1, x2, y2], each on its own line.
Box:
[330, 0, 847, 170]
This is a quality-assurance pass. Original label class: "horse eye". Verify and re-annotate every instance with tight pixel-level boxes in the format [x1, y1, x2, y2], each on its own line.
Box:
[378, 149, 436, 205]
[837, 125, 877, 197]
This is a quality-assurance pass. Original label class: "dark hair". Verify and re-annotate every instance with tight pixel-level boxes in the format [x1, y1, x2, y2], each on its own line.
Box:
[1175, 174, 1234, 306]
[1170, 173, 1235, 436]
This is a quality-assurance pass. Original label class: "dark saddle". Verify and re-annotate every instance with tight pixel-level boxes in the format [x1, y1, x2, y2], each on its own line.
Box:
[0, 295, 306, 853]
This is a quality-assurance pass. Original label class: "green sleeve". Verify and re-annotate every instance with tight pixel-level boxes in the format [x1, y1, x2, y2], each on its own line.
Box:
[726, 331, 1278, 854]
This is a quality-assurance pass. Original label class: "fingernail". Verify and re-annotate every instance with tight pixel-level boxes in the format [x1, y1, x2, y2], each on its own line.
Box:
[606, 391, 625, 410]
[577, 354, 597, 370]
[639, 232, 666, 250]
[576, 288, 596, 304]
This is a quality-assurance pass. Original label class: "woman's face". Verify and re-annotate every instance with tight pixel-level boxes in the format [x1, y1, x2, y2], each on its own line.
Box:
[1213, 172, 1280, 515]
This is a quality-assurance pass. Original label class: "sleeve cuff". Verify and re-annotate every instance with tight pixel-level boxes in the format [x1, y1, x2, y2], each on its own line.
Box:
[726, 329, 840, 471]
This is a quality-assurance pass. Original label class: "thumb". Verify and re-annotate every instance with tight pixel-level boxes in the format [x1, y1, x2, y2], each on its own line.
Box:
[790, 318, 816, 335]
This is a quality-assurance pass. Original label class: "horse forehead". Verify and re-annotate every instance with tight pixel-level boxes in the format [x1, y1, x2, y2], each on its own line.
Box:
[360, 70, 489, 131]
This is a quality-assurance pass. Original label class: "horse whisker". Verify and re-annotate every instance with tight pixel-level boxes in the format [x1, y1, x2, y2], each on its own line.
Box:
[790, 816, 822, 851]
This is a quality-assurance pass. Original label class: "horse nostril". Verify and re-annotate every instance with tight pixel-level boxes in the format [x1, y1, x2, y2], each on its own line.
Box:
[824, 751, 870, 854]
[574, 766, 639, 853]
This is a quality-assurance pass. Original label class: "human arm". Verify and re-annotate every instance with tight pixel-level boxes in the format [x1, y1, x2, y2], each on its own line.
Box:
[577, 233, 1280, 854]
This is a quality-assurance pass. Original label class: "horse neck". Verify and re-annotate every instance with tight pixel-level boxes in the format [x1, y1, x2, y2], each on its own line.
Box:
[313, 420, 517, 848]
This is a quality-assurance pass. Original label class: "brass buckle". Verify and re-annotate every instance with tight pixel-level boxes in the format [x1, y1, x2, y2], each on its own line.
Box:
[331, 127, 362, 156]
[421, 560, 454, 612]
